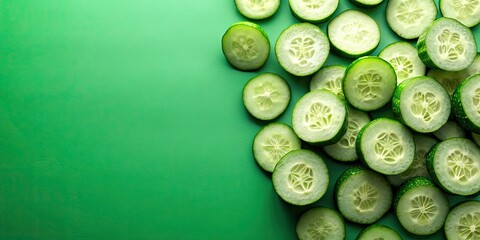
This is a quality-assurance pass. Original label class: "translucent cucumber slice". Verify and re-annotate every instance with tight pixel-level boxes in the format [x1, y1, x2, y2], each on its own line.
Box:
[235, 0, 280, 20]
[444, 201, 480, 240]
[379, 41, 426, 85]
[452, 74, 480, 133]
[440, 0, 480, 28]
[309, 65, 346, 98]
[296, 207, 345, 240]
[386, 0, 437, 39]
[356, 225, 401, 240]
[289, 0, 339, 23]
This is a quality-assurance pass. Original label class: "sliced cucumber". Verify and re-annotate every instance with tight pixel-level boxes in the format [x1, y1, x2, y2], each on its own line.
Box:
[292, 89, 348, 145]
[427, 68, 469, 96]
[222, 22, 270, 71]
[426, 138, 480, 196]
[242, 72, 290, 121]
[473, 132, 480, 146]
[392, 76, 451, 133]
[309, 65, 346, 98]
[323, 107, 371, 162]
[327, 10, 380, 58]
[417, 17, 477, 71]
[378, 41, 426, 85]
[356, 118, 415, 175]
[253, 123, 301, 172]
[349, 0, 384, 8]
[289, 0, 339, 23]
[387, 134, 438, 187]
[386, 0, 437, 39]
[235, 0, 280, 20]
[335, 166, 392, 224]
[275, 23, 329, 77]
[343, 56, 397, 111]
[356, 224, 401, 240]
[440, 0, 480, 28]
[395, 177, 449, 235]
[452, 74, 480, 133]
[296, 207, 345, 240]
[466, 53, 480, 77]
[444, 200, 480, 240]
[272, 149, 329, 205]
[433, 120, 466, 141]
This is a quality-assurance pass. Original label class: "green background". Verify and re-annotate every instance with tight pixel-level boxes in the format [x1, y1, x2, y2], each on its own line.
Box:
[0, 0, 479, 239]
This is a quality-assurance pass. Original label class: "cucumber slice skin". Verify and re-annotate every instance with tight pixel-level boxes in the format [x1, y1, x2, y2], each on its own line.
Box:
[356, 224, 402, 240]
[452, 74, 480, 134]
[385, 0, 437, 40]
[349, 0, 384, 9]
[296, 207, 345, 240]
[288, 0, 339, 24]
[222, 22, 270, 71]
[234, 0, 280, 20]
[440, 0, 480, 28]
[426, 138, 480, 196]
[444, 200, 480, 240]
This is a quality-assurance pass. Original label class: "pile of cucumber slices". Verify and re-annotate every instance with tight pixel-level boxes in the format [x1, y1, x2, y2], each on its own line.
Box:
[223, 0, 480, 239]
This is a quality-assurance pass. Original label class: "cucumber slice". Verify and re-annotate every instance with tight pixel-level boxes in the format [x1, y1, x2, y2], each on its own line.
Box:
[327, 10, 380, 58]
[395, 177, 449, 235]
[222, 22, 270, 71]
[392, 76, 451, 133]
[417, 17, 477, 71]
[343, 56, 397, 112]
[378, 41, 426, 85]
[288, 0, 339, 23]
[473, 132, 480, 146]
[356, 118, 415, 175]
[426, 138, 480, 196]
[387, 134, 438, 187]
[323, 107, 371, 162]
[275, 23, 329, 77]
[427, 68, 469, 96]
[444, 201, 480, 240]
[356, 224, 401, 240]
[234, 0, 280, 20]
[253, 123, 301, 172]
[349, 0, 384, 8]
[466, 53, 480, 77]
[292, 89, 348, 145]
[433, 120, 466, 141]
[440, 0, 480, 28]
[309, 65, 346, 98]
[296, 207, 345, 240]
[386, 0, 437, 39]
[452, 74, 480, 133]
[335, 166, 393, 224]
[272, 149, 329, 206]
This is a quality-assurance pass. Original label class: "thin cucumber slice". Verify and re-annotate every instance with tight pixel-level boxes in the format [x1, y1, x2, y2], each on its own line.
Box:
[253, 123, 301, 172]
[387, 134, 438, 187]
[335, 166, 393, 224]
[292, 89, 348, 145]
[356, 224, 401, 240]
[235, 0, 280, 20]
[349, 0, 384, 8]
[275, 23, 329, 77]
[327, 10, 380, 58]
[392, 76, 451, 133]
[242, 73, 290, 121]
[222, 22, 270, 71]
[309, 65, 346, 98]
[440, 0, 480, 28]
[473, 132, 480, 146]
[426, 138, 480, 196]
[386, 0, 437, 39]
[417, 17, 477, 71]
[356, 118, 415, 175]
[343, 56, 397, 111]
[466, 53, 480, 77]
[433, 120, 466, 141]
[427, 68, 469, 96]
[378, 41, 426, 85]
[444, 201, 480, 240]
[395, 177, 449, 235]
[452, 74, 480, 133]
[289, 0, 339, 23]
[323, 107, 371, 162]
[296, 207, 345, 240]
[272, 149, 329, 206]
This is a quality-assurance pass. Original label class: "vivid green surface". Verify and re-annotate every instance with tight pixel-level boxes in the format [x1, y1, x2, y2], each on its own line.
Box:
[0, 0, 479, 239]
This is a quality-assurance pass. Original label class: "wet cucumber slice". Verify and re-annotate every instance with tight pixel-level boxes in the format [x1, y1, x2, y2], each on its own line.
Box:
[386, 0, 437, 39]
[222, 22, 270, 71]
[440, 0, 480, 28]
[296, 207, 345, 240]
[444, 201, 480, 240]
[379, 41, 426, 85]
[234, 0, 280, 20]
[356, 224, 401, 240]
[452, 74, 480, 133]
[288, 0, 339, 23]
[309, 65, 346, 98]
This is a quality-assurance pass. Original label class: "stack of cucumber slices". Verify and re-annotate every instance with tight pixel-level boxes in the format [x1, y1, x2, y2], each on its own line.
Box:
[223, 0, 480, 239]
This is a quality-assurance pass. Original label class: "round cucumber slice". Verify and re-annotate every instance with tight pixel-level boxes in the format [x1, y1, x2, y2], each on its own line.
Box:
[272, 149, 329, 206]
[234, 0, 280, 20]
[296, 207, 345, 240]
[356, 118, 415, 175]
[427, 68, 469, 96]
[426, 138, 480, 196]
[292, 89, 348, 145]
[444, 201, 480, 240]
[433, 120, 466, 141]
[392, 76, 451, 133]
[378, 41, 426, 85]
[309, 65, 346, 98]
[275, 23, 330, 77]
[350, 0, 384, 8]
[440, 0, 480, 28]
[253, 123, 301, 172]
[356, 224, 401, 240]
[386, 0, 437, 39]
[288, 0, 339, 23]
[222, 22, 270, 71]
[452, 74, 480, 133]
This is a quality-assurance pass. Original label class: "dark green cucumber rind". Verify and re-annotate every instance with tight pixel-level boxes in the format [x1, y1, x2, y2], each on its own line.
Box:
[288, 2, 337, 24]
[326, 20, 380, 59]
[452, 74, 480, 134]
[394, 176, 438, 210]
[355, 224, 401, 240]
[334, 166, 367, 196]
[391, 78, 408, 124]
[349, 0, 383, 9]
[416, 22, 438, 69]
